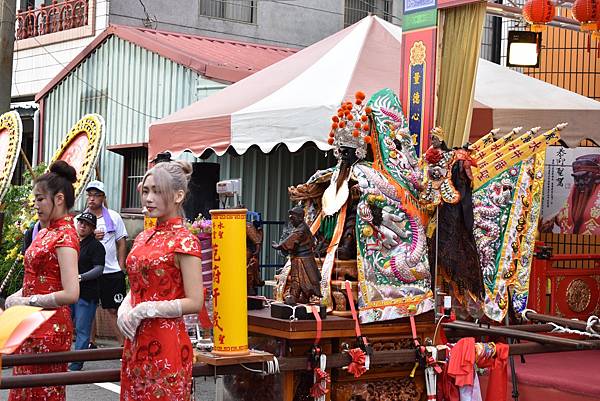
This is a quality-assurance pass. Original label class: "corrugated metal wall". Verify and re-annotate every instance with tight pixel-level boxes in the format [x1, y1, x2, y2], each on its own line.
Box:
[42, 35, 225, 211]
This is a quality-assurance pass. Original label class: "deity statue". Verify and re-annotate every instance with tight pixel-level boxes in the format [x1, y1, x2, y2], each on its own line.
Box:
[278, 89, 435, 323]
[246, 222, 264, 296]
[419, 127, 460, 208]
[272, 207, 322, 305]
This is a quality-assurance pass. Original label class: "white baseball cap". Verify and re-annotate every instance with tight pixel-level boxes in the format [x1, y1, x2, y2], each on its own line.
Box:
[85, 180, 105, 194]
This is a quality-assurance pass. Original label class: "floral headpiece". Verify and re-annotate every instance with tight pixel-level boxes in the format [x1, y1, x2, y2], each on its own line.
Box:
[328, 91, 372, 160]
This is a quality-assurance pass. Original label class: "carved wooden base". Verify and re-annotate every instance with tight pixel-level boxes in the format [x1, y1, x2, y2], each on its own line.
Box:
[316, 258, 361, 316]
[332, 373, 424, 401]
[331, 259, 359, 280]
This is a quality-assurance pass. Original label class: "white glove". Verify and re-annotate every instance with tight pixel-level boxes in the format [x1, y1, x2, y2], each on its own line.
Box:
[5, 290, 59, 309]
[117, 293, 136, 340]
[122, 299, 183, 341]
[5, 288, 26, 308]
[33, 293, 60, 308]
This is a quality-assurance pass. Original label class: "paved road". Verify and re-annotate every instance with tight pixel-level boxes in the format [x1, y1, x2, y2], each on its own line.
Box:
[0, 339, 223, 401]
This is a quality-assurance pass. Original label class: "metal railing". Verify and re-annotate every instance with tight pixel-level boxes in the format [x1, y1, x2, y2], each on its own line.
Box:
[16, 0, 89, 40]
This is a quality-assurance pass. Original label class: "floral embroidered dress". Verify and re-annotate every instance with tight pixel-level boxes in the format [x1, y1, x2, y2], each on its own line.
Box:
[120, 217, 202, 401]
[9, 216, 79, 401]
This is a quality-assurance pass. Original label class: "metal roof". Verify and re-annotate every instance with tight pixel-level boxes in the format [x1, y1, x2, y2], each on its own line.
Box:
[36, 24, 298, 101]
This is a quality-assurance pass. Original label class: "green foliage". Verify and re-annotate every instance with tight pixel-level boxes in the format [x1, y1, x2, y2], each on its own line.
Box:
[0, 164, 47, 295]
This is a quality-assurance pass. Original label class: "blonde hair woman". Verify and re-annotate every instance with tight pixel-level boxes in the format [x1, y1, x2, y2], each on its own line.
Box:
[117, 160, 203, 400]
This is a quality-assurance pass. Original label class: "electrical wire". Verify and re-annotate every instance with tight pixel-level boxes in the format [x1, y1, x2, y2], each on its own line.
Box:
[113, 0, 401, 49]
[267, 0, 344, 16]
[30, 35, 160, 119]
[110, 12, 306, 48]
[353, 0, 402, 23]
[22, 0, 400, 117]
[239, 355, 280, 374]
[270, 0, 402, 23]
[433, 314, 447, 345]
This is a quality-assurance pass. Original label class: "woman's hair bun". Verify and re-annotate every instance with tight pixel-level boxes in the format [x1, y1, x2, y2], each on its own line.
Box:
[49, 160, 77, 183]
[174, 160, 193, 180]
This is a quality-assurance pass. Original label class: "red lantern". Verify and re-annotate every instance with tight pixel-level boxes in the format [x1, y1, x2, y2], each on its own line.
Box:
[523, 0, 556, 32]
[572, 0, 600, 32]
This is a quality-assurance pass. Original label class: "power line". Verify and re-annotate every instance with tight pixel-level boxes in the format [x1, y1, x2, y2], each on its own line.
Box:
[266, 0, 343, 16]
[113, 0, 400, 50]
[353, 0, 402, 23]
[110, 12, 307, 48]
[268, 0, 401, 23]
[30, 35, 160, 119]
[21, 0, 401, 118]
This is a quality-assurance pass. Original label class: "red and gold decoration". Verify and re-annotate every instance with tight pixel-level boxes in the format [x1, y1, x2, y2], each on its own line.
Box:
[0, 111, 23, 203]
[572, 0, 600, 32]
[523, 0, 556, 32]
[346, 348, 368, 378]
[209, 208, 249, 356]
[49, 114, 104, 199]
[328, 91, 372, 158]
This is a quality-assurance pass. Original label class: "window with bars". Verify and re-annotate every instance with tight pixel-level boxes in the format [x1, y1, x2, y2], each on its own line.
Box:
[122, 147, 147, 211]
[344, 0, 393, 27]
[199, 0, 256, 23]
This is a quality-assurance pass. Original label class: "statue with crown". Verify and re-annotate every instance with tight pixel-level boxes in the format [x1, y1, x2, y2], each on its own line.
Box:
[276, 87, 566, 324]
[276, 89, 435, 322]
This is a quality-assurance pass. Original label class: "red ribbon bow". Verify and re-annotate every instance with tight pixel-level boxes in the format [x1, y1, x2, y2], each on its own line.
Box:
[347, 348, 367, 378]
[309, 368, 330, 397]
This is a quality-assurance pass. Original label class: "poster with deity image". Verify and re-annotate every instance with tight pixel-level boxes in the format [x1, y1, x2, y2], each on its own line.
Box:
[540, 146, 600, 235]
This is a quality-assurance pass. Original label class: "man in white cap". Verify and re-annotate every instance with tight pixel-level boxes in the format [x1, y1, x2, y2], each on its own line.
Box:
[84, 180, 128, 345]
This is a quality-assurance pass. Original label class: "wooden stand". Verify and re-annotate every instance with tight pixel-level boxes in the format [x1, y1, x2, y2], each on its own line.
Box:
[194, 349, 273, 365]
[244, 308, 435, 401]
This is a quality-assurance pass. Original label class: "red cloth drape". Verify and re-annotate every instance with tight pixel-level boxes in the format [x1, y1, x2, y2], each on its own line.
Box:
[447, 337, 476, 387]
[479, 343, 509, 401]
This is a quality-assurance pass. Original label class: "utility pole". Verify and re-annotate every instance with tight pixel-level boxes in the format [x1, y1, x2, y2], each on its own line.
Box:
[0, 0, 15, 113]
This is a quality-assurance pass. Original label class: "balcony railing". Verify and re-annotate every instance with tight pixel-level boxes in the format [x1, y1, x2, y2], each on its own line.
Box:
[16, 0, 89, 40]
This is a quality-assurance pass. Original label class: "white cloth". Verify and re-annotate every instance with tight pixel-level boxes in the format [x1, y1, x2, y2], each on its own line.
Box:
[459, 371, 483, 401]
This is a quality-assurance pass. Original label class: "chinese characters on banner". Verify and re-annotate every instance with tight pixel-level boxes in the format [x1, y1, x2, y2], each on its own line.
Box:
[540, 146, 600, 235]
[408, 42, 426, 155]
[209, 208, 249, 355]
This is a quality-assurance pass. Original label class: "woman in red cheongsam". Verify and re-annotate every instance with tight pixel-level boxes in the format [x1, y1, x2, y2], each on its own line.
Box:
[5, 161, 80, 401]
[118, 160, 203, 401]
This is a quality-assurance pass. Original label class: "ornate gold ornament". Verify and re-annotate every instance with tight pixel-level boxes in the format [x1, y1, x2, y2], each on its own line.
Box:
[49, 114, 105, 200]
[566, 279, 591, 313]
[409, 41, 427, 65]
[0, 111, 23, 203]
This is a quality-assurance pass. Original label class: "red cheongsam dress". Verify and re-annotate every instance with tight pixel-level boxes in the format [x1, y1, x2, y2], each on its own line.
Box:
[120, 217, 202, 401]
[8, 215, 79, 401]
